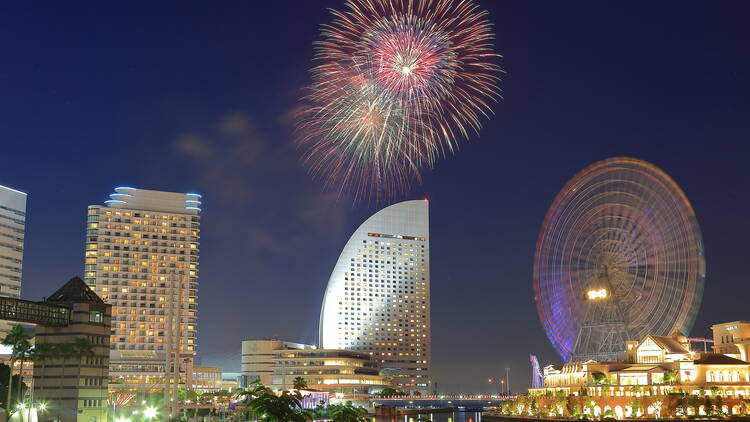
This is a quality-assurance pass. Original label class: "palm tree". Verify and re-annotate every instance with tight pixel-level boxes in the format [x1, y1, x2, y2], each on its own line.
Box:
[14, 341, 32, 407]
[28, 343, 56, 414]
[2, 325, 32, 412]
[292, 376, 308, 390]
[246, 381, 307, 422]
[328, 401, 368, 422]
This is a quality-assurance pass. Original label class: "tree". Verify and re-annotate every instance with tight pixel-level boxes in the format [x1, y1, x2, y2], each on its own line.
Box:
[246, 381, 307, 422]
[663, 370, 677, 385]
[292, 376, 308, 390]
[715, 394, 724, 416]
[13, 341, 32, 407]
[2, 325, 32, 412]
[651, 399, 663, 419]
[703, 396, 713, 416]
[377, 387, 406, 397]
[0, 364, 26, 411]
[591, 372, 608, 385]
[328, 401, 368, 422]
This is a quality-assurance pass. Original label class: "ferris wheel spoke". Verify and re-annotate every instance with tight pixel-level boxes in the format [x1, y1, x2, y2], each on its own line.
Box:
[533, 157, 705, 362]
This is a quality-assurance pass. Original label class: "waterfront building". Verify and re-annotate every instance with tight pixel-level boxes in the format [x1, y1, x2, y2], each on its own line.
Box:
[34, 277, 112, 422]
[319, 200, 431, 393]
[241, 339, 388, 397]
[83, 187, 201, 397]
[241, 340, 316, 387]
[0, 184, 26, 335]
[712, 321, 750, 361]
[530, 331, 750, 399]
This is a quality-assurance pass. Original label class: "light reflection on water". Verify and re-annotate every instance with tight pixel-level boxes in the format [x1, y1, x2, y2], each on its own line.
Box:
[370, 411, 483, 422]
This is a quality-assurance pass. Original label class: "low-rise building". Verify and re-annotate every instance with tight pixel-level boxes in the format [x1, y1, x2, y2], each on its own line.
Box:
[531, 330, 750, 399]
[241, 339, 389, 397]
[190, 365, 222, 393]
[33, 277, 111, 422]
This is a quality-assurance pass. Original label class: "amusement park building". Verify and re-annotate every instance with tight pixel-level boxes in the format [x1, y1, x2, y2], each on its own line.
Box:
[712, 321, 750, 361]
[319, 200, 431, 394]
[530, 329, 750, 399]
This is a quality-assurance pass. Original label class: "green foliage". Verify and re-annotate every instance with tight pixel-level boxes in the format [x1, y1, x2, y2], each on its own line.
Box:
[328, 401, 368, 422]
[529, 398, 539, 416]
[591, 372, 608, 385]
[702, 395, 713, 416]
[377, 387, 407, 397]
[715, 394, 724, 416]
[292, 376, 308, 390]
[0, 364, 26, 411]
[2, 325, 32, 411]
[663, 369, 678, 385]
[245, 380, 308, 422]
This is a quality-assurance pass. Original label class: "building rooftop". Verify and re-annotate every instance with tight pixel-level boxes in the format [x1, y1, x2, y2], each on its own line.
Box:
[101, 187, 201, 215]
[46, 277, 105, 304]
[694, 354, 749, 365]
[0, 184, 27, 212]
[649, 335, 690, 354]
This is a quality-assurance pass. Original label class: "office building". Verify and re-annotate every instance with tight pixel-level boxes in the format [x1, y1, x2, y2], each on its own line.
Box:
[83, 187, 200, 396]
[319, 200, 431, 393]
[241, 339, 388, 397]
[0, 184, 26, 335]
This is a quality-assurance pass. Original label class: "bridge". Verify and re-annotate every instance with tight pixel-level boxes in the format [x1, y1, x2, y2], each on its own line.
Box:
[0, 296, 71, 326]
[372, 395, 515, 411]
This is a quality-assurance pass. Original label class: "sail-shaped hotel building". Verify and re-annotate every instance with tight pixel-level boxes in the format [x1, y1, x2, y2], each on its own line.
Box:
[319, 200, 431, 393]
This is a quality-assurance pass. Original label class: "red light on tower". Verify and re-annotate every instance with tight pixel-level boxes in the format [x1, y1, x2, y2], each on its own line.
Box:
[423, 197, 429, 201]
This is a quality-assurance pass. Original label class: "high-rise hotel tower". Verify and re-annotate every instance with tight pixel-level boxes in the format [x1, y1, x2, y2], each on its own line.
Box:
[84, 187, 200, 395]
[0, 185, 26, 334]
[319, 200, 431, 393]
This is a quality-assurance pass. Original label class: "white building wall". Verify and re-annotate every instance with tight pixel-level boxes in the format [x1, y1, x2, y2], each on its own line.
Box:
[0, 185, 26, 334]
[319, 200, 431, 393]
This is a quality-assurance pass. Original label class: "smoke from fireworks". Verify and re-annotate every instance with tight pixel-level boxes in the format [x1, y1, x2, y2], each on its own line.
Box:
[297, 0, 502, 202]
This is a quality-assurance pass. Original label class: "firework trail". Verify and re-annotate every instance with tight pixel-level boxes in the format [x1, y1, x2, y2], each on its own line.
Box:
[297, 0, 502, 202]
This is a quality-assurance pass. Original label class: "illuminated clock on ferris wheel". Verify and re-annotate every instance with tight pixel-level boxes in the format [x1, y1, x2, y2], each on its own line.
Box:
[533, 157, 706, 362]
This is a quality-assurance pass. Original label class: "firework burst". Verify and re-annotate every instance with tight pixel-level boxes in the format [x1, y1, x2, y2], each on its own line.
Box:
[297, 0, 502, 202]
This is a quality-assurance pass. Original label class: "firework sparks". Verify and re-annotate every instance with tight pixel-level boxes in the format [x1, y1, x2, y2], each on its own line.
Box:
[297, 0, 502, 202]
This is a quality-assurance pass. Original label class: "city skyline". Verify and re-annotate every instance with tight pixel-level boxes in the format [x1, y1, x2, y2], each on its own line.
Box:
[2, 1, 750, 393]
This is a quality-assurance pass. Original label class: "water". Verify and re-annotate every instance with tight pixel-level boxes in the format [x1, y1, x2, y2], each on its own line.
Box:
[372, 411, 484, 422]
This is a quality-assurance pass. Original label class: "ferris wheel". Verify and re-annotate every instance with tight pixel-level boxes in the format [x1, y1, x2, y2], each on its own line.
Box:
[533, 157, 705, 362]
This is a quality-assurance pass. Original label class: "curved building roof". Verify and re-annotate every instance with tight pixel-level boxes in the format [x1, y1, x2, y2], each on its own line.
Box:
[318, 200, 431, 392]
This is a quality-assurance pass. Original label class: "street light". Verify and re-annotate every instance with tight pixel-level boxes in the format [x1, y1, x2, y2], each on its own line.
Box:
[144, 407, 158, 420]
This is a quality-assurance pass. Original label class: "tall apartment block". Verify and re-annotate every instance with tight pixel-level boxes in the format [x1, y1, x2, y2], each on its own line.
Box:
[319, 200, 431, 394]
[83, 187, 200, 396]
[0, 184, 27, 335]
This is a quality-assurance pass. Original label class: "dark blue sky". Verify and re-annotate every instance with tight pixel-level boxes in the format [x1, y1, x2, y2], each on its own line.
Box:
[2, 1, 748, 393]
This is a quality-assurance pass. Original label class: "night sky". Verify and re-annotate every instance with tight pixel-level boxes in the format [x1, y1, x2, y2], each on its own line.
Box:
[2, 1, 749, 393]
